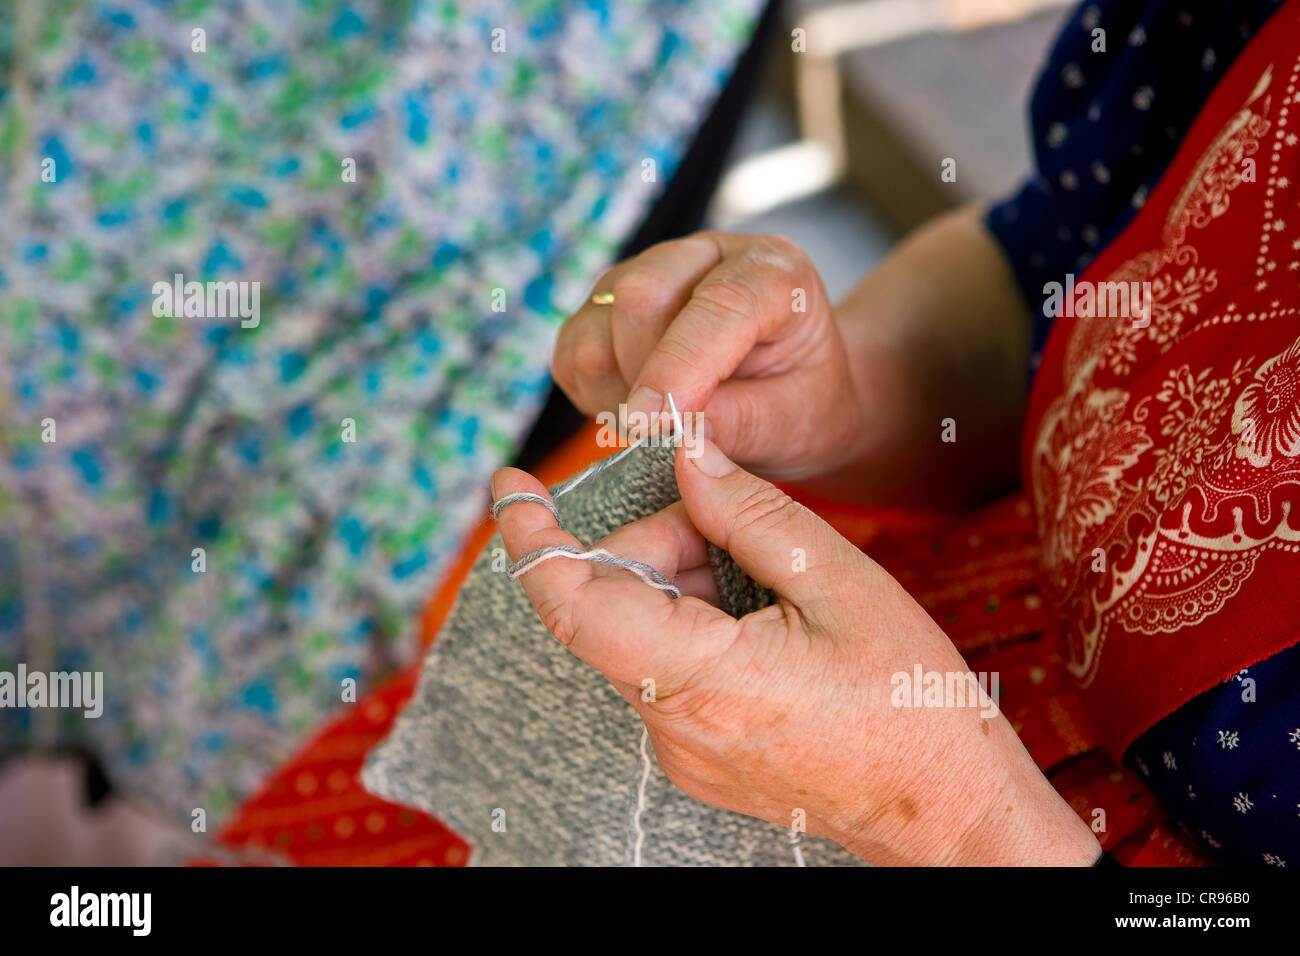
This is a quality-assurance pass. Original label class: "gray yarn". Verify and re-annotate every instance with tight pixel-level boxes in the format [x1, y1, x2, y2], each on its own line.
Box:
[505, 544, 682, 596]
[491, 492, 562, 527]
[361, 440, 866, 866]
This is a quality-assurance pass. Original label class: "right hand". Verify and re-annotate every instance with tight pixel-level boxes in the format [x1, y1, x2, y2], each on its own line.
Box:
[552, 231, 866, 483]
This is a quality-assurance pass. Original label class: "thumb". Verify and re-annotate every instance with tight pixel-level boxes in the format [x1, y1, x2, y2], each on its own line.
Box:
[674, 434, 866, 617]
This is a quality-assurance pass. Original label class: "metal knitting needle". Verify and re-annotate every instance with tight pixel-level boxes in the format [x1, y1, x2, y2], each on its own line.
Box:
[665, 391, 685, 444]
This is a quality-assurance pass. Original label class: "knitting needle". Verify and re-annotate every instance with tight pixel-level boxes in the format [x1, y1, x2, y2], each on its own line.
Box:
[665, 391, 685, 444]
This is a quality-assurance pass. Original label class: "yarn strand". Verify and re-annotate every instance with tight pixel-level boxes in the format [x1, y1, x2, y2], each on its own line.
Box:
[505, 545, 681, 597]
[494, 392, 688, 598]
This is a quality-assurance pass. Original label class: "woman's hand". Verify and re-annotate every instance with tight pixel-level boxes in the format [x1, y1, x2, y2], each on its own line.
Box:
[552, 231, 866, 483]
[553, 209, 1035, 507]
[491, 437, 1100, 865]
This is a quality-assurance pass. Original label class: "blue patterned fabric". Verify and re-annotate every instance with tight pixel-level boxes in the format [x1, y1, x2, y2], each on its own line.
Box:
[1128, 643, 1300, 867]
[0, 0, 763, 822]
[986, 0, 1285, 373]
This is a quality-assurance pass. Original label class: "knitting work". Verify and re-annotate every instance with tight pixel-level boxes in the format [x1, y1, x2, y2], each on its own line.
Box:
[362, 439, 865, 865]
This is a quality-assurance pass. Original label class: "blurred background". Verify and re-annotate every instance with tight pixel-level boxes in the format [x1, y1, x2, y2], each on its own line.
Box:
[710, 0, 1070, 299]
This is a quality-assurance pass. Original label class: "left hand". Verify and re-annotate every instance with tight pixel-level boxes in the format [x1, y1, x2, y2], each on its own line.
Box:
[491, 435, 1100, 866]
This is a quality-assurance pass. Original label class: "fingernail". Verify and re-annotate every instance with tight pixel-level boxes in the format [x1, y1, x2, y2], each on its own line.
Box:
[624, 385, 662, 438]
[691, 435, 736, 478]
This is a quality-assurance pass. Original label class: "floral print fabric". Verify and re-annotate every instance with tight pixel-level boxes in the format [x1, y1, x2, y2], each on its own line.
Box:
[0, 0, 761, 822]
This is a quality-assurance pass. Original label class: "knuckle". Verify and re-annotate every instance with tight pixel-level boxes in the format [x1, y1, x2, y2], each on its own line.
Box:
[750, 232, 803, 265]
[569, 330, 614, 381]
[651, 333, 714, 378]
[692, 273, 758, 324]
[742, 240, 803, 294]
[730, 484, 804, 538]
[605, 517, 677, 569]
[536, 594, 578, 648]
[611, 266, 668, 321]
[725, 387, 764, 448]
[642, 518, 680, 558]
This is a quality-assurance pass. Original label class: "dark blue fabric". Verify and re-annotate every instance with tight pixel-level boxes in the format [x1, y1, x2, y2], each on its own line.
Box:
[986, 0, 1285, 375]
[986, 0, 1297, 865]
[1127, 642, 1300, 866]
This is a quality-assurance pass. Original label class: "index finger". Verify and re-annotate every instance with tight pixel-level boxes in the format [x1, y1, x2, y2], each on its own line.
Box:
[492, 467, 732, 687]
[625, 234, 819, 422]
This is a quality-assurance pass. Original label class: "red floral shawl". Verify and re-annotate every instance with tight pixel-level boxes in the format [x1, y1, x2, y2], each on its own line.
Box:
[1023, 0, 1300, 756]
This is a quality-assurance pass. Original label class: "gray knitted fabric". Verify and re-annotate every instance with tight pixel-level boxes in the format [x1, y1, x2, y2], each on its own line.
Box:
[362, 441, 864, 866]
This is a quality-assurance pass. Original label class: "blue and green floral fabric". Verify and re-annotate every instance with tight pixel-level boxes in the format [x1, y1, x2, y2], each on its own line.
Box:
[0, 0, 761, 822]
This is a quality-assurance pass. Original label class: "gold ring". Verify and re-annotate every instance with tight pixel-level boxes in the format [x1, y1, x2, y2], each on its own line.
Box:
[591, 291, 615, 306]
